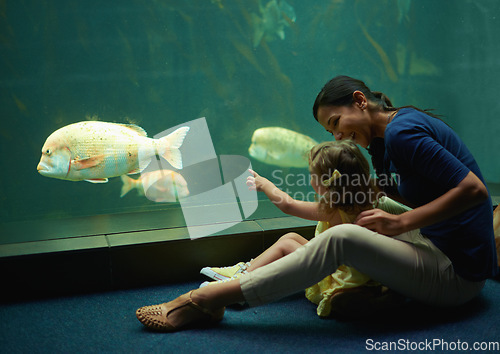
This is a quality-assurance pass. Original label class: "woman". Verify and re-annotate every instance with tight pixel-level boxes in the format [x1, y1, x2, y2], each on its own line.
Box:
[136, 76, 498, 331]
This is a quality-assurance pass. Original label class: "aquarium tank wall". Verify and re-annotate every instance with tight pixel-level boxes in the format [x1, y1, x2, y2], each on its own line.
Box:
[1, 0, 500, 244]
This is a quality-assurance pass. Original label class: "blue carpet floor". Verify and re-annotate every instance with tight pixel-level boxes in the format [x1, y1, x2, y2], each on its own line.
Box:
[1, 278, 499, 353]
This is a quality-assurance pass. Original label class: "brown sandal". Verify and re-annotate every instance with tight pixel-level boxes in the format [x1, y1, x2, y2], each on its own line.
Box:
[136, 290, 225, 332]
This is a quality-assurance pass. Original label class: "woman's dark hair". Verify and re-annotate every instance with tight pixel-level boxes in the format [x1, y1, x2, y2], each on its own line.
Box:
[312, 75, 441, 196]
[312, 76, 396, 118]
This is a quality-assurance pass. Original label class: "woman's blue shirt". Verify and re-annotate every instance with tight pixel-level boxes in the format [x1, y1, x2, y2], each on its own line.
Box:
[384, 108, 498, 281]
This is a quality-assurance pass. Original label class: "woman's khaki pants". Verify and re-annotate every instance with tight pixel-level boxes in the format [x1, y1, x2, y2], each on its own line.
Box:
[240, 224, 485, 307]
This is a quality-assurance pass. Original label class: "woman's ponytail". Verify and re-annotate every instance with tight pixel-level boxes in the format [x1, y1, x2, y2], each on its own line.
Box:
[371, 91, 394, 109]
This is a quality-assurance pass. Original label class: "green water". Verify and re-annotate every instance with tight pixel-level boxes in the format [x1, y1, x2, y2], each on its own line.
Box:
[1, 0, 499, 234]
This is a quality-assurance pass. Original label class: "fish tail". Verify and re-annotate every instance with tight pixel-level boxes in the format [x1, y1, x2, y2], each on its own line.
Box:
[120, 175, 141, 197]
[157, 126, 190, 170]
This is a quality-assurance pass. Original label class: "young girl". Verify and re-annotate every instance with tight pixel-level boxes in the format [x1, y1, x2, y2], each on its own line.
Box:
[200, 139, 410, 317]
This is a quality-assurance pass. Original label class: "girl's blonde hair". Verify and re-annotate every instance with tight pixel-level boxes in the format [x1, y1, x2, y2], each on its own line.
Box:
[308, 140, 379, 214]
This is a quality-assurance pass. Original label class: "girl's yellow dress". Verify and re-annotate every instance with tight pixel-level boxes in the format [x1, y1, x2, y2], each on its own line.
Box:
[304, 196, 411, 317]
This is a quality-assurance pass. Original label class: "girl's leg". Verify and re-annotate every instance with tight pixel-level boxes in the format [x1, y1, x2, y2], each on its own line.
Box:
[189, 233, 309, 311]
[246, 232, 308, 272]
[201, 233, 308, 281]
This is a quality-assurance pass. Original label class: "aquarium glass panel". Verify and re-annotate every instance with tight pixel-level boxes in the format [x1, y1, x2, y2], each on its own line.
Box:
[1, 0, 499, 242]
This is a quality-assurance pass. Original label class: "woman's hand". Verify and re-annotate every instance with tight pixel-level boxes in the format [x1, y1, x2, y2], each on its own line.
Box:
[355, 209, 407, 236]
[358, 172, 488, 235]
[246, 169, 271, 192]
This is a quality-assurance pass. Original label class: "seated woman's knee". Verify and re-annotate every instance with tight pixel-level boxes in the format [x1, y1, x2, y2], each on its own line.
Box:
[318, 224, 367, 246]
[279, 232, 304, 243]
[276, 233, 307, 254]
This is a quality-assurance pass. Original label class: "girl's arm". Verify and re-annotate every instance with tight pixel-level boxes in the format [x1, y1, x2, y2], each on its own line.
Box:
[247, 169, 339, 222]
[356, 171, 488, 235]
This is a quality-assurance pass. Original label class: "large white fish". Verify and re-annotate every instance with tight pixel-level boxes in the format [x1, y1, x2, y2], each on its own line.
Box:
[248, 127, 318, 168]
[120, 169, 189, 203]
[37, 121, 190, 183]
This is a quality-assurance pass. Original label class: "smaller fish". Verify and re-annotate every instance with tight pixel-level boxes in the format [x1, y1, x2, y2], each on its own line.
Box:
[249, 127, 318, 168]
[37, 121, 189, 183]
[397, 0, 411, 24]
[120, 170, 189, 203]
[251, 0, 296, 48]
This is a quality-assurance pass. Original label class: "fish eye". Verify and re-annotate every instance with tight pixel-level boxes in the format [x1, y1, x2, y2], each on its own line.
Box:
[45, 149, 51, 156]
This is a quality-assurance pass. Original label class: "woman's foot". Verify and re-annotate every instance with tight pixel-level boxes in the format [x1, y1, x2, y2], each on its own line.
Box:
[136, 290, 225, 332]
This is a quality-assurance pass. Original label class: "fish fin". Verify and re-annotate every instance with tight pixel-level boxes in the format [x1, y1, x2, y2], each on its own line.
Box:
[164, 126, 190, 149]
[251, 13, 264, 48]
[277, 28, 285, 40]
[157, 127, 190, 169]
[120, 175, 141, 197]
[127, 167, 142, 175]
[162, 149, 183, 170]
[119, 124, 148, 137]
[84, 178, 108, 183]
[267, 151, 283, 160]
[73, 155, 105, 170]
[279, 0, 296, 22]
